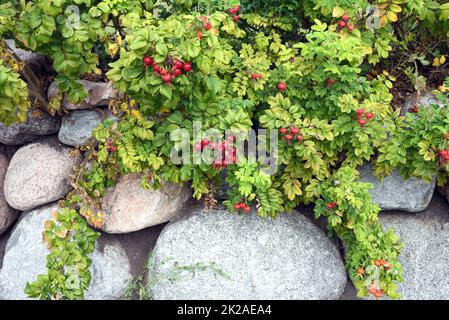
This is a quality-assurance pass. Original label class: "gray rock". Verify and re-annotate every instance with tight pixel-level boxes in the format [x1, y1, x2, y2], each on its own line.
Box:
[0, 109, 60, 145]
[0, 203, 132, 300]
[4, 137, 82, 211]
[358, 163, 435, 212]
[377, 195, 449, 299]
[48, 80, 118, 110]
[4, 40, 43, 64]
[150, 206, 347, 300]
[99, 174, 191, 234]
[58, 110, 103, 146]
[0, 147, 19, 236]
[401, 91, 446, 116]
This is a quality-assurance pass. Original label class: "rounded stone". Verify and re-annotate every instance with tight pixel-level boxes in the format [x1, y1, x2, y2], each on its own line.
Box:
[4, 137, 81, 211]
[150, 206, 347, 300]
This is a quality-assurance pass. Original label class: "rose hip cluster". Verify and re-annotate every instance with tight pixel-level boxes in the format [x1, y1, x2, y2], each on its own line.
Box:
[194, 136, 238, 169]
[106, 138, 117, 153]
[279, 126, 304, 142]
[234, 202, 251, 213]
[362, 259, 393, 298]
[338, 14, 355, 32]
[408, 105, 419, 113]
[355, 108, 374, 127]
[197, 16, 212, 39]
[143, 56, 192, 84]
[228, 5, 241, 22]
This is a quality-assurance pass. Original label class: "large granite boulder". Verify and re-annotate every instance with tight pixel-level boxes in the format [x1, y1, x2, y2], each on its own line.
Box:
[99, 174, 191, 234]
[359, 163, 435, 212]
[4, 137, 82, 211]
[0, 203, 132, 300]
[0, 109, 60, 145]
[150, 206, 347, 300]
[58, 110, 103, 146]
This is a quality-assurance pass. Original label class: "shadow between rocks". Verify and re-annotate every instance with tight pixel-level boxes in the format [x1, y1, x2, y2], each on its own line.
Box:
[96, 223, 166, 279]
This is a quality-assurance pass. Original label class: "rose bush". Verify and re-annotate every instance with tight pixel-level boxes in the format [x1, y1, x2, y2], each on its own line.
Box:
[1, 0, 449, 299]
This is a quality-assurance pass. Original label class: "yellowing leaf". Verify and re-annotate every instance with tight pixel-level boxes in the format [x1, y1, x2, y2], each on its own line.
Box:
[389, 4, 402, 13]
[131, 109, 142, 120]
[386, 11, 398, 22]
[380, 15, 389, 27]
[332, 6, 345, 18]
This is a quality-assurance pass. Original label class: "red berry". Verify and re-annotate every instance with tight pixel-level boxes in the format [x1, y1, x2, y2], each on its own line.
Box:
[280, 128, 287, 134]
[201, 139, 210, 148]
[110, 146, 117, 153]
[348, 25, 355, 32]
[444, 154, 449, 161]
[152, 65, 161, 72]
[356, 108, 365, 115]
[339, 21, 347, 28]
[160, 69, 167, 76]
[162, 74, 172, 83]
[174, 68, 183, 77]
[369, 286, 378, 295]
[233, 15, 240, 22]
[327, 78, 335, 86]
[284, 134, 293, 141]
[327, 202, 337, 209]
[342, 14, 350, 22]
[365, 112, 374, 119]
[439, 150, 448, 157]
[251, 74, 261, 80]
[297, 134, 304, 141]
[277, 82, 287, 91]
[234, 5, 241, 12]
[197, 29, 203, 39]
[183, 62, 192, 72]
[378, 259, 388, 266]
[374, 290, 384, 298]
[204, 23, 212, 31]
[175, 61, 184, 69]
[143, 56, 153, 66]
[357, 267, 365, 275]
[358, 119, 367, 126]
[290, 127, 300, 134]
[243, 206, 251, 213]
[229, 8, 236, 14]
[234, 203, 241, 210]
